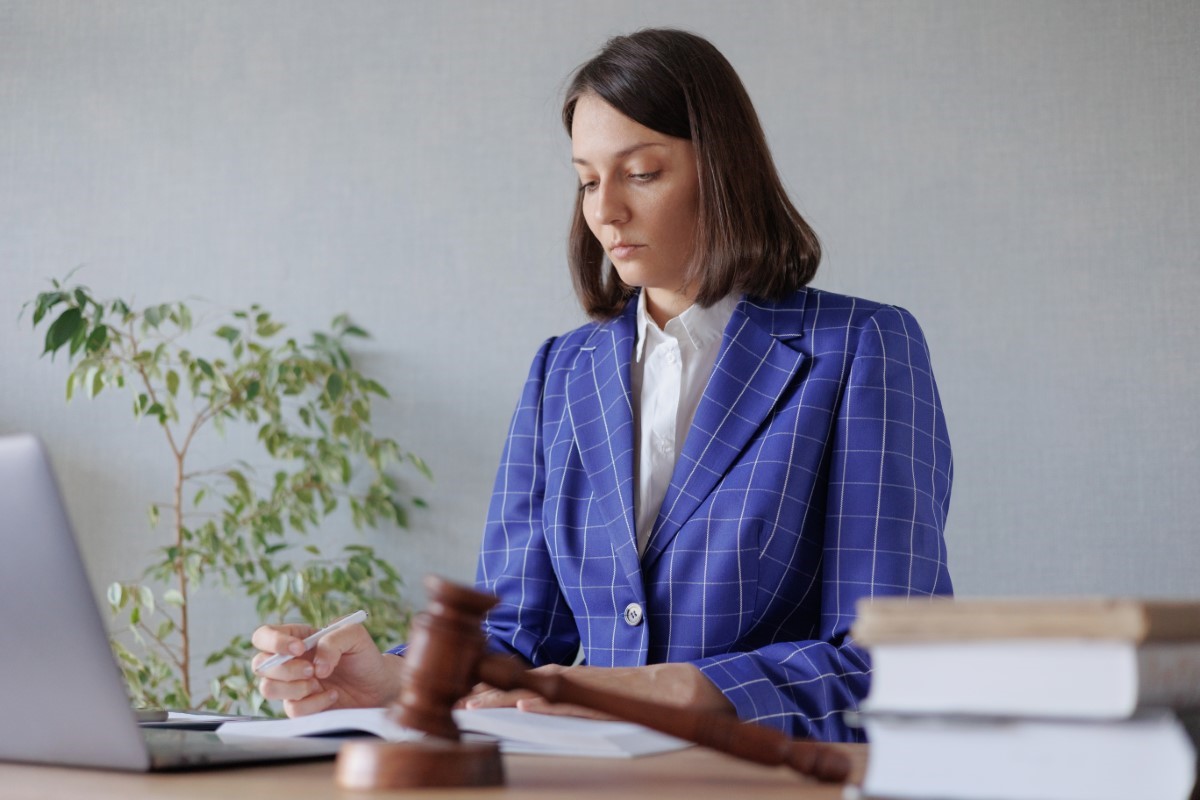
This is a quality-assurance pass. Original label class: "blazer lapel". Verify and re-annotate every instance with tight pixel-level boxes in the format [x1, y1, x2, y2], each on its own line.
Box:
[643, 294, 809, 567]
[564, 301, 642, 588]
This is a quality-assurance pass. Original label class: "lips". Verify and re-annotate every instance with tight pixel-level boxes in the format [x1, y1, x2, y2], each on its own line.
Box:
[609, 243, 644, 260]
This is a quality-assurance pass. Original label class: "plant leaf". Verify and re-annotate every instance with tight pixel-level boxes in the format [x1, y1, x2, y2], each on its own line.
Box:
[85, 324, 108, 354]
[326, 373, 344, 403]
[107, 582, 125, 610]
[44, 307, 83, 355]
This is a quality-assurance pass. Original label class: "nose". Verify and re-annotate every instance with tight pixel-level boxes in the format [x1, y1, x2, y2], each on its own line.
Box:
[592, 182, 629, 226]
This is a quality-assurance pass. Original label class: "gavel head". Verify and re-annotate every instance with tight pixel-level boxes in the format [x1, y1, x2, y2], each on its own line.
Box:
[387, 575, 499, 740]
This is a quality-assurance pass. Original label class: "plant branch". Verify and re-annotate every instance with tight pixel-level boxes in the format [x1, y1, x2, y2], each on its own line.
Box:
[28, 282, 424, 713]
[128, 619, 186, 673]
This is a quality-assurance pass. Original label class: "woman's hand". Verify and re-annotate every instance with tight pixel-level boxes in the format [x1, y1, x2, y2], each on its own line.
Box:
[461, 662, 735, 720]
[251, 621, 404, 718]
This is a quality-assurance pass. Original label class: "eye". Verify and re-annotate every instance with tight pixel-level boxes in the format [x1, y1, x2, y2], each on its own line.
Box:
[578, 180, 598, 195]
[630, 171, 660, 183]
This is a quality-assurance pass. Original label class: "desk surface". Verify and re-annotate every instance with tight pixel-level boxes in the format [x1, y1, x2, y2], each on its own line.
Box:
[0, 744, 866, 799]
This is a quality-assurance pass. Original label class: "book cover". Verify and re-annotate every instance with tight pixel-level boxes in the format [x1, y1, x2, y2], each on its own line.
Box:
[859, 710, 1196, 800]
[863, 639, 1200, 718]
[852, 597, 1200, 644]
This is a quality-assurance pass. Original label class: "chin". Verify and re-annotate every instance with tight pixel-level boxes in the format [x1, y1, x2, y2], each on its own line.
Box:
[609, 271, 637, 289]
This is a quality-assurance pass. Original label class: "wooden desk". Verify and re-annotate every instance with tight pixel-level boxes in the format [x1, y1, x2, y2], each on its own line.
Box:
[0, 744, 866, 799]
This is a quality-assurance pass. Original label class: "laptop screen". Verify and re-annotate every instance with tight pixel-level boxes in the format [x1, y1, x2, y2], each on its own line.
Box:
[0, 435, 342, 771]
[0, 435, 155, 770]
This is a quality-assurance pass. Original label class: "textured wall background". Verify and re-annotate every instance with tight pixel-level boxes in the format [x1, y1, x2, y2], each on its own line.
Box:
[2, 1, 1198, 671]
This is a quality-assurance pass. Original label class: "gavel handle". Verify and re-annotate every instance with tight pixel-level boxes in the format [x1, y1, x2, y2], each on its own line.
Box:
[475, 655, 851, 784]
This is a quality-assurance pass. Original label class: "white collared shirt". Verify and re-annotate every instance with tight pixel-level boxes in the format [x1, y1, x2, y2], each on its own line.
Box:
[629, 291, 739, 556]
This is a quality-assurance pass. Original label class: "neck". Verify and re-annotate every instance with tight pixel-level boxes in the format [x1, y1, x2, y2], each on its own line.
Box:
[644, 287, 695, 329]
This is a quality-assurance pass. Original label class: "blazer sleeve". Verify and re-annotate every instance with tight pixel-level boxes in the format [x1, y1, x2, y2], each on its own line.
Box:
[473, 337, 582, 666]
[693, 305, 954, 741]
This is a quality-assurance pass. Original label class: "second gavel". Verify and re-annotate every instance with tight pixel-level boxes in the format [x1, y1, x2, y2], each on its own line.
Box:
[378, 575, 851, 785]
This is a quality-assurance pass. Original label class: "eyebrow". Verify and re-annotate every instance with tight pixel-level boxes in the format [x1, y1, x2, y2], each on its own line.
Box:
[571, 142, 667, 167]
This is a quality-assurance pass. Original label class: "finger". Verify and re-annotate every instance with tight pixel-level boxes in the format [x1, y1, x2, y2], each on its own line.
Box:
[252, 652, 316, 680]
[251, 624, 314, 656]
[454, 684, 490, 710]
[310, 635, 353, 679]
[463, 688, 537, 709]
[258, 676, 325, 702]
[514, 697, 616, 720]
[283, 687, 340, 718]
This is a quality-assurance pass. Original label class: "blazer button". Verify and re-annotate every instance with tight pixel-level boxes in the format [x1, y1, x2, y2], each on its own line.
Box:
[623, 602, 644, 627]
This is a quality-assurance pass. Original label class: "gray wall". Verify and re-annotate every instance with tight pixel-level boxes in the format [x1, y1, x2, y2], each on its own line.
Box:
[3, 1, 1198, 666]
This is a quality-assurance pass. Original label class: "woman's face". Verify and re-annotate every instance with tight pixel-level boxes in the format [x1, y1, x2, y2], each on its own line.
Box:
[570, 93, 701, 322]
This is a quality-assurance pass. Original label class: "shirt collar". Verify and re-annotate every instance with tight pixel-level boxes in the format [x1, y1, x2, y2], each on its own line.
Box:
[635, 290, 739, 361]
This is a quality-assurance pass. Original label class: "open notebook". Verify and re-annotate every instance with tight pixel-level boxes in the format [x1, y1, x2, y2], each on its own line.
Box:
[217, 706, 690, 758]
[0, 434, 343, 771]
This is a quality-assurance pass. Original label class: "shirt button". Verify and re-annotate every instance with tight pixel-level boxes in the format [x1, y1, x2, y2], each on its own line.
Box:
[623, 602, 644, 627]
[665, 351, 679, 365]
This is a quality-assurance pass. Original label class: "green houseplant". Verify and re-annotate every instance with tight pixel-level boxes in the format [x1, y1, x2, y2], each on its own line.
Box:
[25, 277, 429, 714]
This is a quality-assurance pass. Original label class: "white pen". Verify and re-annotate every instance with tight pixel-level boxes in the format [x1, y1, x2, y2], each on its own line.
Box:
[254, 609, 368, 674]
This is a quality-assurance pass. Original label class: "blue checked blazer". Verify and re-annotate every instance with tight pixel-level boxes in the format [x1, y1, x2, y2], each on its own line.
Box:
[474, 287, 953, 741]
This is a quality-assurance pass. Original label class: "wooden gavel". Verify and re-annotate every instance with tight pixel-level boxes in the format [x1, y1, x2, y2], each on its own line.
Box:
[336, 575, 851, 789]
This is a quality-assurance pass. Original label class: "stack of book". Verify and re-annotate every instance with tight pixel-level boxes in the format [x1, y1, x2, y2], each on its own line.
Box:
[852, 597, 1200, 800]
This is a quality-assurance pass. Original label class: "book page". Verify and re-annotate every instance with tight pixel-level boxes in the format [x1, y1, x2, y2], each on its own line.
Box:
[216, 707, 690, 758]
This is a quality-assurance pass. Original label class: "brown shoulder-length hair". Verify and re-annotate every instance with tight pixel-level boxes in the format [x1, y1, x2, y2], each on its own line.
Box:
[562, 28, 821, 320]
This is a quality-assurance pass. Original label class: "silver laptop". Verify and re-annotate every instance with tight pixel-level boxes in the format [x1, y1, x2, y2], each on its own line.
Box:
[0, 434, 344, 771]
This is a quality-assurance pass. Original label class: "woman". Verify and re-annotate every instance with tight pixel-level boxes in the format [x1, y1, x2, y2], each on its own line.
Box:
[253, 28, 953, 743]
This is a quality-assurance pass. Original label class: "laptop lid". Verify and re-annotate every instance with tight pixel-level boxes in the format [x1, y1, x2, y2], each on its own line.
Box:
[0, 434, 342, 771]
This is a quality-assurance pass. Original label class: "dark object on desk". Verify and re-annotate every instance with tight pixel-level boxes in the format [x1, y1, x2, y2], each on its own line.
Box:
[337, 738, 503, 790]
[333, 575, 851, 790]
[134, 709, 168, 723]
[139, 710, 261, 732]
